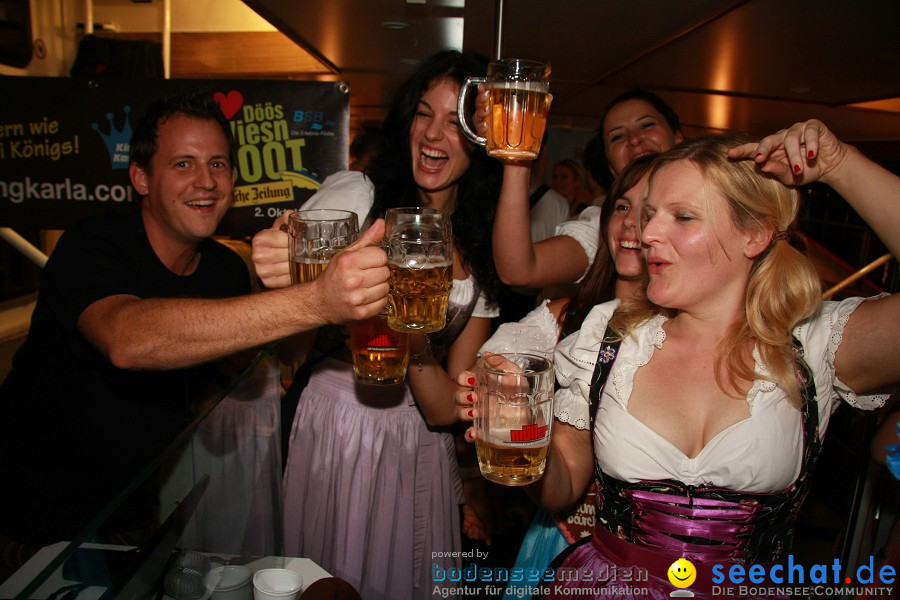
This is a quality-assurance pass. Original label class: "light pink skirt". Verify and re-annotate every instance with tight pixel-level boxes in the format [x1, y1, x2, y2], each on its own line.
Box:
[282, 358, 463, 600]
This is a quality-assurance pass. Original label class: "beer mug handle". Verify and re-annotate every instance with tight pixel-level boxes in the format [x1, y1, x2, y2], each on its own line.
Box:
[457, 76, 487, 147]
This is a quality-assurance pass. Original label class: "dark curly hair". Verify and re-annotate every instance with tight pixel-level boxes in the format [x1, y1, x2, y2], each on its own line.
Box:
[367, 50, 504, 307]
[130, 88, 235, 172]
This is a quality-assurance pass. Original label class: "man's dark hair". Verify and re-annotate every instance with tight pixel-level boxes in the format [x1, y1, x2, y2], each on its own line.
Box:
[130, 89, 236, 171]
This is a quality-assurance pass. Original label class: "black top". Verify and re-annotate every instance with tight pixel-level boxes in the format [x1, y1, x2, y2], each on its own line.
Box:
[0, 211, 250, 546]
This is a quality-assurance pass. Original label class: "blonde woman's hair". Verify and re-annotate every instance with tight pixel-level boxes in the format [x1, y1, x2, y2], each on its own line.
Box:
[611, 134, 822, 408]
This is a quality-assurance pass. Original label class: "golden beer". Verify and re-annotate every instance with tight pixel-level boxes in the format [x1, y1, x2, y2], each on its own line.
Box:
[487, 84, 550, 160]
[348, 312, 410, 385]
[387, 259, 452, 333]
[286, 209, 358, 284]
[473, 352, 554, 486]
[290, 258, 328, 284]
[475, 434, 550, 486]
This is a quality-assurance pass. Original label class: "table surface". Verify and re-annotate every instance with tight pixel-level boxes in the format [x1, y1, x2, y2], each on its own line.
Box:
[0, 542, 331, 599]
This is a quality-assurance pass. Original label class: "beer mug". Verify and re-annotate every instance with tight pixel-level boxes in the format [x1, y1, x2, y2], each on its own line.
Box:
[457, 59, 551, 160]
[348, 309, 410, 385]
[383, 207, 453, 334]
[474, 353, 554, 486]
[286, 209, 358, 284]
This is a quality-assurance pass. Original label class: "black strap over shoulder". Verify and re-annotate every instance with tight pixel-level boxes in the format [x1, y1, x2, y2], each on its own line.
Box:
[587, 326, 621, 427]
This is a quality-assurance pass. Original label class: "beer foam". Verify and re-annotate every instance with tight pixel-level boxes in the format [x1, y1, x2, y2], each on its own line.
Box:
[492, 81, 550, 93]
[388, 254, 452, 269]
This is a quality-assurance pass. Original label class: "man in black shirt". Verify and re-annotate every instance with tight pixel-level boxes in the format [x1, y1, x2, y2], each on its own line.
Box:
[0, 91, 389, 579]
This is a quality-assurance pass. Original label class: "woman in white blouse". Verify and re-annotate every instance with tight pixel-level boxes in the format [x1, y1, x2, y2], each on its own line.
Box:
[459, 120, 899, 598]
[252, 50, 504, 600]
[474, 154, 656, 600]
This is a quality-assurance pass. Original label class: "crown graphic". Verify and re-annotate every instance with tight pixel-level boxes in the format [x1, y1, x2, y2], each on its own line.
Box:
[92, 105, 132, 170]
[509, 424, 548, 443]
[366, 334, 400, 351]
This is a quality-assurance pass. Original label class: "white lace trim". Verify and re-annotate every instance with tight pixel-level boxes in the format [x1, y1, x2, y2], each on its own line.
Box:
[824, 295, 889, 410]
[825, 295, 867, 365]
[747, 347, 776, 413]
[611, 314, 667, 408]
[555, 409, 590, 431]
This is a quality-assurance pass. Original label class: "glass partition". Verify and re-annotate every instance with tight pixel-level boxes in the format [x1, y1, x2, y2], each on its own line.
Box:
[2, 347, 294, 599]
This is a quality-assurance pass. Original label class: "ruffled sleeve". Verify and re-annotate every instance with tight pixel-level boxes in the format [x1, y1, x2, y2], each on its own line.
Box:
[479, 300, 560, 358]
[448, 275, 500, 320]
[553, 299, 621, 430]
[555, 206, 600, 283]
[794, 294, 890, 416]
[298, 171, 375, 229]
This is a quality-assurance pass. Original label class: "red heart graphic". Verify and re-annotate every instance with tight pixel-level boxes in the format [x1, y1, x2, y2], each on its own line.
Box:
[213, 90, 243, 119]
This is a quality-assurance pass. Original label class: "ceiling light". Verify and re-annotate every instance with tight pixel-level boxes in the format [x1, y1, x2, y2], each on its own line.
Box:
[382, 20, 410, 30]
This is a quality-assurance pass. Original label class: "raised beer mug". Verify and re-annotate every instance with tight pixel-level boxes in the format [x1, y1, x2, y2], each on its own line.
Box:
[383, 207, 453, 334]
[286, 209, 358, 284]
[474, 353, 554, 486]
[457, 59, 551, 160]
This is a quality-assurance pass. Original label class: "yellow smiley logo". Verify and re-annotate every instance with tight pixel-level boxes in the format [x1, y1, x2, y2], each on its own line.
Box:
[667, 558, 697, 589]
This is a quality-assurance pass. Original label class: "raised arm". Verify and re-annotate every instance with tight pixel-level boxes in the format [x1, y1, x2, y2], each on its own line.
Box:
[78, 221, 389, 370]
[471, 85, 588, 288]
[729, 119, 900, 258]
[730, 120, 900, 394]
[491, 164, 590, 286]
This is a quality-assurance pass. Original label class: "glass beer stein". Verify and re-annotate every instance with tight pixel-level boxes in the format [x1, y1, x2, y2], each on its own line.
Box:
[286, 209, 358, 284]
[348, 309, 411, 385]
[457, 58, 551, 160]
[474, 353, 554, 486]
[383, 207, 453, 334]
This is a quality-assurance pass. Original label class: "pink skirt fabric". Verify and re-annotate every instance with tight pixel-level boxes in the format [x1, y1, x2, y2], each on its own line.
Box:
[282, 358, 464, 600]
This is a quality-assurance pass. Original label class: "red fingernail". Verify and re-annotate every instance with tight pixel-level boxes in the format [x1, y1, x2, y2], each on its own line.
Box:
[467, 409, 474, 418]
[466, 392, 475, 403]
[467, 377, 475, 386]
[793, 164, 801, 174]
[807, 150, 815, 159]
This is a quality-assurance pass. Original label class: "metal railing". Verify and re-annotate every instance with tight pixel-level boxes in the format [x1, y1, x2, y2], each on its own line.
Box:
[821, 253, 893, 301]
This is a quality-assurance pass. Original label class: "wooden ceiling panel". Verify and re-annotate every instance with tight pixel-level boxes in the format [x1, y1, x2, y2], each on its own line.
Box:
[240, 0, 900, 146]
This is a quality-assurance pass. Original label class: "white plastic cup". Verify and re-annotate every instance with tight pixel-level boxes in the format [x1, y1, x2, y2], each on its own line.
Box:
[252, 568, 304, 600]
[206, 565, 253, 600]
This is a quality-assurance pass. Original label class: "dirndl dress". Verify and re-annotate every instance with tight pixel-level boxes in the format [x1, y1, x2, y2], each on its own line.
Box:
[282, 280, 481, 600]
[282, 358, 462, 599]
[538, 330, 821, 600]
